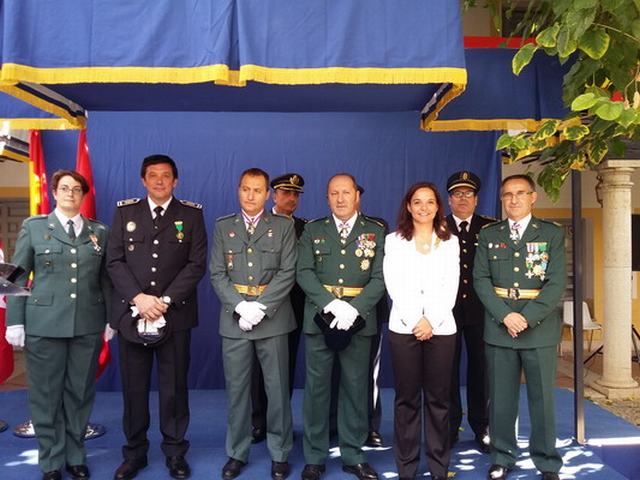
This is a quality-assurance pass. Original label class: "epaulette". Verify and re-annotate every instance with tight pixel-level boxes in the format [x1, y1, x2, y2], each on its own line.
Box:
[481, 219, 503, 230]
[363, 215, 386, 228]
[308, 217, 328, 224]
[117, 198, 140, 207]
[272, 212, 294, 222]
[479, 214, 497, 222]
[24, 214, 48, 223]
[216, 213, 236, 222]
[179, 199, 202, 209]
[88, 218, 107, 229]
[536, 218, 563, 228]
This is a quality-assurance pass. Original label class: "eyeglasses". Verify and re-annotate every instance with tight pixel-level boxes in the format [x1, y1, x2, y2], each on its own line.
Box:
[450, 190, 475, 199]
[58, 186, 84, 195]
[501, 191, 533, 201]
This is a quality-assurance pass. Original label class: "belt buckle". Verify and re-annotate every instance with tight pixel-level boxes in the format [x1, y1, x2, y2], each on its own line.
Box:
[247, 285, 258, 296]
[508, 288, 520, 300]
[332, 287, 344, 299]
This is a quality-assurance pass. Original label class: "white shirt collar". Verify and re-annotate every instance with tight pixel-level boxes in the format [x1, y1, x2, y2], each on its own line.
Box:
[147, 196, 172, 216]
[509, 213, 531, 233]
[54, 208, 83, 236]
[332, 212, 358, 234]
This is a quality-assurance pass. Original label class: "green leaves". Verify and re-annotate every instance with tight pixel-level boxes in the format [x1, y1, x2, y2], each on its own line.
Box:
[571, 93, 599, 110]
[533, 120, 560, 140]
[579, 29, 611, 59]
[512, 43, 538, 75]
[564, 125, 590, 140]
[536, 24, 561, 48]
[594, 101, 624, 120]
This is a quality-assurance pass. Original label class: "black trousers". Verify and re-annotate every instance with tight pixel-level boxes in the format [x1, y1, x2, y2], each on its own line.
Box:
[389, 331, 456, 479]
[118, 330, 191, 460]
[450, 321, 488, 439]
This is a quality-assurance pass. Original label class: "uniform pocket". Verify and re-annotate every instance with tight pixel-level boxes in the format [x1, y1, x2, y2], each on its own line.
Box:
[34, 244, 62, 271]
[26, 292, 53, 306]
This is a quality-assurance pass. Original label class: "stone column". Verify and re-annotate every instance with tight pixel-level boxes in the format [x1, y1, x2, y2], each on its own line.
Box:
[591, 160, 640, 398]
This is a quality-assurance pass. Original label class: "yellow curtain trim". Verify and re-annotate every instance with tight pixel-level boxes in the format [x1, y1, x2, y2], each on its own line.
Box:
[426, 118, 565, 132]
[0, 117, 79, 130]
[1, 63, 467, 86]
[239, 65, 468, 85]
[0, 84, 85, 129]
[29, 158, 37, 216]
[1, 149, 30, 163]
[1, 63, 231, 85]
[420, 83, 467, 130]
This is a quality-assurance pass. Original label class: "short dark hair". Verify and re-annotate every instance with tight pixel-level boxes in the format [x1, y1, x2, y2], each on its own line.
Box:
[140, 154, 178, 179]
[51, 170, 89, 194]
[502, 174, 535, 192]
[239, 168, 269, 189]
[396, 182, 450, 241]
[326, 173, 358, 193]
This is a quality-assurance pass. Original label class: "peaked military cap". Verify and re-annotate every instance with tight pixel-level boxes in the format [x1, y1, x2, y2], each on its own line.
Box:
[271, 173, 305, 193]
[447, 170, 481, 193]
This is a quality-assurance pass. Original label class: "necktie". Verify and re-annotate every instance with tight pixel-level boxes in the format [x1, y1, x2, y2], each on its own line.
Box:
[511, 222, 521, 242]
[153, 206, 164, 228]
[339, 222, 349, 240]
[459, 220, 469, 235]
[67, 219, 76, 240]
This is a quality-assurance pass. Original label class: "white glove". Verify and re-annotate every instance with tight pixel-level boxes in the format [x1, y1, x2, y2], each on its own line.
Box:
[5, 325, 25, 347]
[238, 317, 253, 331]
[235, 301, 267, 326]
[104, 324, 116, 342]
[323, 299, 345, 316]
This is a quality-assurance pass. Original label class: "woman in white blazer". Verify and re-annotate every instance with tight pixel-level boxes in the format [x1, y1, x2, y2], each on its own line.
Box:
[383, 182, 460, 480]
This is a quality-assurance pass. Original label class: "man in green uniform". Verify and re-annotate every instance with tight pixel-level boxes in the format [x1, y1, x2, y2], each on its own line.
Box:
[210, 168, 297, 480]
[473, 174, 566, 480]
[297, 173, 385, 480]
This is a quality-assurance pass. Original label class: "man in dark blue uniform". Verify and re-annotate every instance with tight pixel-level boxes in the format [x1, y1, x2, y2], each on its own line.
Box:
[107, 155, 207, 480]
[445, 171, 493, 453]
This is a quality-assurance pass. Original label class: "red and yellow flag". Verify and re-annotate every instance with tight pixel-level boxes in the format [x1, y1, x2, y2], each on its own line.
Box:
[28, 130, 50, 215]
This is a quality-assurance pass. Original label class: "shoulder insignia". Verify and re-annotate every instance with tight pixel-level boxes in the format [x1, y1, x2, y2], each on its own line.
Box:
[363, 216, 385, 228]
[179, 199, 202, 209]
[479, 214, 497, 222]
[481, 219, 502, 230]
[216, 213, 236, 222]
[25, 214, 48, 223]
[537, 218, 563, 228]
[307, 217, 328, 224]
[117, 198, 140, 207]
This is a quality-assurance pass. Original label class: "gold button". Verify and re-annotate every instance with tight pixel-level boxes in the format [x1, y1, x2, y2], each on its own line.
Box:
[71, 278, 77, 283]
[492, 255, 497, 260]
[45, 249, 50, 254]
[152, 253, 158, 258]
[462, 239, 466, 244]
[151, 267, 157, 272]
[463, 279, 468, 284]
[315, 250, 320, 255]
[70, 293, 77, 299]
[341, 249, 346, 255]
[150, 281, 156, 286]
[248, 262, 254, 267]
[514, 252, 520, 258]
[129, 238, 133, 242]
[514, 267, 520, 272]
[463, 264, 468, 269]
[462, 293, 467, 299]
[70, 248, 77, 254]
[228, 249, 233, 253]
[339, 264, 345, 269]
[463, 249, 467, 253]
[153, 239, 159, 245]
[338, 278, 344, 284]
[514, 282, 520, 287]
[248, 275, 254, 281]
[247, 248, 253, 253]
[71, 263, 77, 269]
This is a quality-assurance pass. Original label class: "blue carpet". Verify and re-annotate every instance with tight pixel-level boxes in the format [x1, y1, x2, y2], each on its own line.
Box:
[0, 388, 638, 479]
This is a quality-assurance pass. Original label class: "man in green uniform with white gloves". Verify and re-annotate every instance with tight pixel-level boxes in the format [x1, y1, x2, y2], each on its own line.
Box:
[473, 174, 566, 480]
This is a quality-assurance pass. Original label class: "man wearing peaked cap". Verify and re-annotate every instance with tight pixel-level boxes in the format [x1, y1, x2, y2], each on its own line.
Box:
[249, 173, 307, 445]
[445, 170, 494, 454]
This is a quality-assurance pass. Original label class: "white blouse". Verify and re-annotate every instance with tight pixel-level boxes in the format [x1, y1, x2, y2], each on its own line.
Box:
[383, 231, 460, 335]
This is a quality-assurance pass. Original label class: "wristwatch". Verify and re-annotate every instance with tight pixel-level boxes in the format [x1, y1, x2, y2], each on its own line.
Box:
[162, 295, 172, 305]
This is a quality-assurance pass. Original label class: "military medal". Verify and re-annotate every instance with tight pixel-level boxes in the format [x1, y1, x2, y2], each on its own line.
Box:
[268, 229, 273, 238]
[226, 253, 234, 270]
[525, 242, 548, 280]
[89, 234, 101, 252]
[360, 259, 370, 271]
[126, 221, 136, 232]
[174, 221, 184, 242]
[314, 238, 320, 244]
[355, 249, 363, 257]
[128, 244, 135, 251]
[229, 231, 236, 238]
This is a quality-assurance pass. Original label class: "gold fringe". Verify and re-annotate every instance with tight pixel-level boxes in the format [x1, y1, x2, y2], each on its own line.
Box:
[420, 83, 467, 131]
[426, 118, 565, 132]
[0, 117, 79, 130]
[0, 149, 29, 163]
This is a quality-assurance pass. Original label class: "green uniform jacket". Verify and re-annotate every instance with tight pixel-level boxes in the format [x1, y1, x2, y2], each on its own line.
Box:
[7, 213, 110, 337]
[473, 216, 566, 348]
[296, 214, 386, 336]
[210, 211, 297, 339]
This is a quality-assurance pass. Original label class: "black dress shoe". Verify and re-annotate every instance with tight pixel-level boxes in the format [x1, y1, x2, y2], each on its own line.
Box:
[252, 425, 266, 443]
[271, 461, 290, 480]
[166, 456, 191, 479]
[342, 463, 378, 480]
[541, 473, 560, 480]
[113, 458, 148, 480]
[222, 457, 246, 480]
[300, 464, 325, 480]
[365, 431, 383, 447]
[66, 464, 90, 479]
[42, 471, 61, 480]
[475, 431, 491, 454]
[487, 464, 510, 480]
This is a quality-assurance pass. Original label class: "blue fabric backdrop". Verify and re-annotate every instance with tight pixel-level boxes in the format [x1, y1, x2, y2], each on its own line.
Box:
[41, 111, 501, 390]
